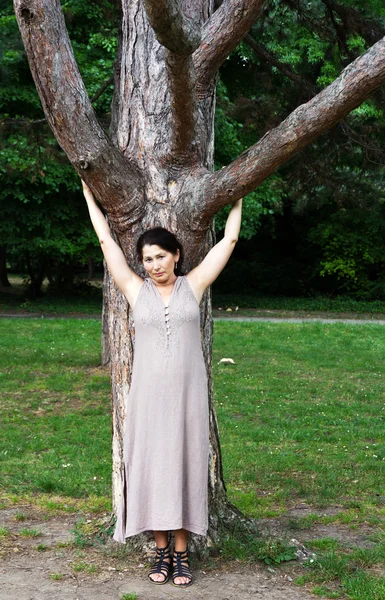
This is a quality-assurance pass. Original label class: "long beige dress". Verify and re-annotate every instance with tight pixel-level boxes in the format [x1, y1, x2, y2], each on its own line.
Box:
[113, 276, 209, 541]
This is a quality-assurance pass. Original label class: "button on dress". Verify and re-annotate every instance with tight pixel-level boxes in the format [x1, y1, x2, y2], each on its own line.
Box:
[113, 276, 209, 541]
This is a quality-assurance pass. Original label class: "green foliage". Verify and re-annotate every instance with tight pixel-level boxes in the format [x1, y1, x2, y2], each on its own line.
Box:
[308, 203, 385, 296]
[0, 0, 114, 294]
[215, 180, 283, 240]
[214, 0, 385, 298]
[0, 130, 101, 294]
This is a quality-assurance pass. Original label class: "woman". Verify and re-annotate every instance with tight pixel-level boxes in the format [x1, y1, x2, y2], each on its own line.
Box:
[82, 181, 242, 587]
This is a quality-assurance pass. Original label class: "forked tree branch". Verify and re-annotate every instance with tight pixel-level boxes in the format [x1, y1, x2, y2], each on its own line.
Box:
[90, 75, 114, 104]
[13, 0, 144, 228]
[204, 35, 385, 213]
[166, 53, 200, 167]
[143, 0, 201, 54]
[141, 0, 201, 166]
[194, 0, 267, 96]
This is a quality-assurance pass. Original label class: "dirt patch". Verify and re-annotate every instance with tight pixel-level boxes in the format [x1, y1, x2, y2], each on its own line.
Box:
[1, 503, 383, 600]
[0, 506, 320, 600]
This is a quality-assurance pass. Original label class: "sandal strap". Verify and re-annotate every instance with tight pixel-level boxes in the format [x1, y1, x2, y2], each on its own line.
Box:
[148, 543, 172, 581]
[149, 557, 170, 574]
[155, 543, 171, 559]
[172, 550, 192, 584]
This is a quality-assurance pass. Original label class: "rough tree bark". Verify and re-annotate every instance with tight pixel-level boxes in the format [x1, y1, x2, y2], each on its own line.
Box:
[14, 0, 385, 547]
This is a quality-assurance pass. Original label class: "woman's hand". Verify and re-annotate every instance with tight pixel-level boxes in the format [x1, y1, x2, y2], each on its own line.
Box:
[81, 179, 93, 200]
[81, 177, 143, 308]
[185, 198, 243, 303]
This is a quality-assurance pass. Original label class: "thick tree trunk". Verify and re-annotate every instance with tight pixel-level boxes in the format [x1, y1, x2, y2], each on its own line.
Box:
[0, 246, 11, 288]
[107, 1, 243, 547]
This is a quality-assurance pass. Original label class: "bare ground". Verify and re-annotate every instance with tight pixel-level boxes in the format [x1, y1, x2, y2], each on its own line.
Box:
[1, 503, 381, 600]
[0, 505, 312, 600]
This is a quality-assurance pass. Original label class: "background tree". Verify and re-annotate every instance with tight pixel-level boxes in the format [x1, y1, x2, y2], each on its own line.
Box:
[12, 0, 385, 545]
[0, 1, 117, 295]
[213, 0, 385, 298]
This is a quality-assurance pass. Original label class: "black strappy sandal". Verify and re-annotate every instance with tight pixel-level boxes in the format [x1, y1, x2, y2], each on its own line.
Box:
[172, 549, 193, 587]
[148, 541, 172, 585]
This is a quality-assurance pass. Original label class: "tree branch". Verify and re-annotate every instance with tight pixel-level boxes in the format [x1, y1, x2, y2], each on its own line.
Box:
[244, 33, 316, 95]
[205, 35, 385, 212]
[166, 53, 199, 167]
[321, 0, 385, 47]
[143, 0, 200, 54]
[2, 76, 115, 129]
[13, 0, 144, 229]
[90, 75, 114, 104]
[194, 0, 267, 96]
[141, 0, 201, 165]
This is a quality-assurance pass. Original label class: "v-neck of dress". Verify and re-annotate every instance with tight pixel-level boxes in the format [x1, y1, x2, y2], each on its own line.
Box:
[150, 276, 179, 307]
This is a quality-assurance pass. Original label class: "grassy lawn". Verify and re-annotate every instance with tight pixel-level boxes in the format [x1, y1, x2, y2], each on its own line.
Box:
[213, 321, 385, 515]
[0, 319, 110, 509]
[0, 318, 384, 598]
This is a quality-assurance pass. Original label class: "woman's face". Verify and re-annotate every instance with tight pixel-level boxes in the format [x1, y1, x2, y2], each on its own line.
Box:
[142, 244, 180, 283]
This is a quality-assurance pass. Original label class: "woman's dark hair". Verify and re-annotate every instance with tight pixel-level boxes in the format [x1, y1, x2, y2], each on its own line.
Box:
[136, 227, 184, 275]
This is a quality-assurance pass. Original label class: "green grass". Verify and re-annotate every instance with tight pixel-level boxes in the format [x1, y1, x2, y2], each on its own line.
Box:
[0, 319, 111, 500]
[49, 572, 64, 580]
[212, 321, 385, 516]
[14, 512, 27, 522]
[213, 292, 385, 314]
[211, 320, 385, 598]
[295, 547, 385, 600]
[0, 289, 102, 315]
[1, 318, 385, 599]
[120, 594, 138, 600]
[19, 528, 42, 537]
[72, 560, 97, 573]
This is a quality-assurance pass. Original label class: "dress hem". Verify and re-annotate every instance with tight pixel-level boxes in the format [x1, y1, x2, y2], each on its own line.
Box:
[113, 522, 208, 543]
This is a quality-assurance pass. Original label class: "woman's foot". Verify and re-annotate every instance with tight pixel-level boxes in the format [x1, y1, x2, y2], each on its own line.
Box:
[172, 549, 193, 587]
[148, 542, 172, 585]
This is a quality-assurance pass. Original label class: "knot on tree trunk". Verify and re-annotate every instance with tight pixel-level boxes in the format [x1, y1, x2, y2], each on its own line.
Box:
[78, 158, 90, 170]
[20, 7, 35, 24]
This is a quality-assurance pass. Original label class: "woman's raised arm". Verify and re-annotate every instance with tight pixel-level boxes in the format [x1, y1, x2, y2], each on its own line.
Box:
[82, 180, 143, 306]
[186, 199, 243, 304]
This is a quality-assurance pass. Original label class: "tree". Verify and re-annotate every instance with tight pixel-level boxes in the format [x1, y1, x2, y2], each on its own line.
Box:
[13, 0, 385, 545]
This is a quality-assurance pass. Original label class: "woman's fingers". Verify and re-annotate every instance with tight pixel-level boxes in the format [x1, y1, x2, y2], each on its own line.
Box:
[81, 179, 91, 194]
